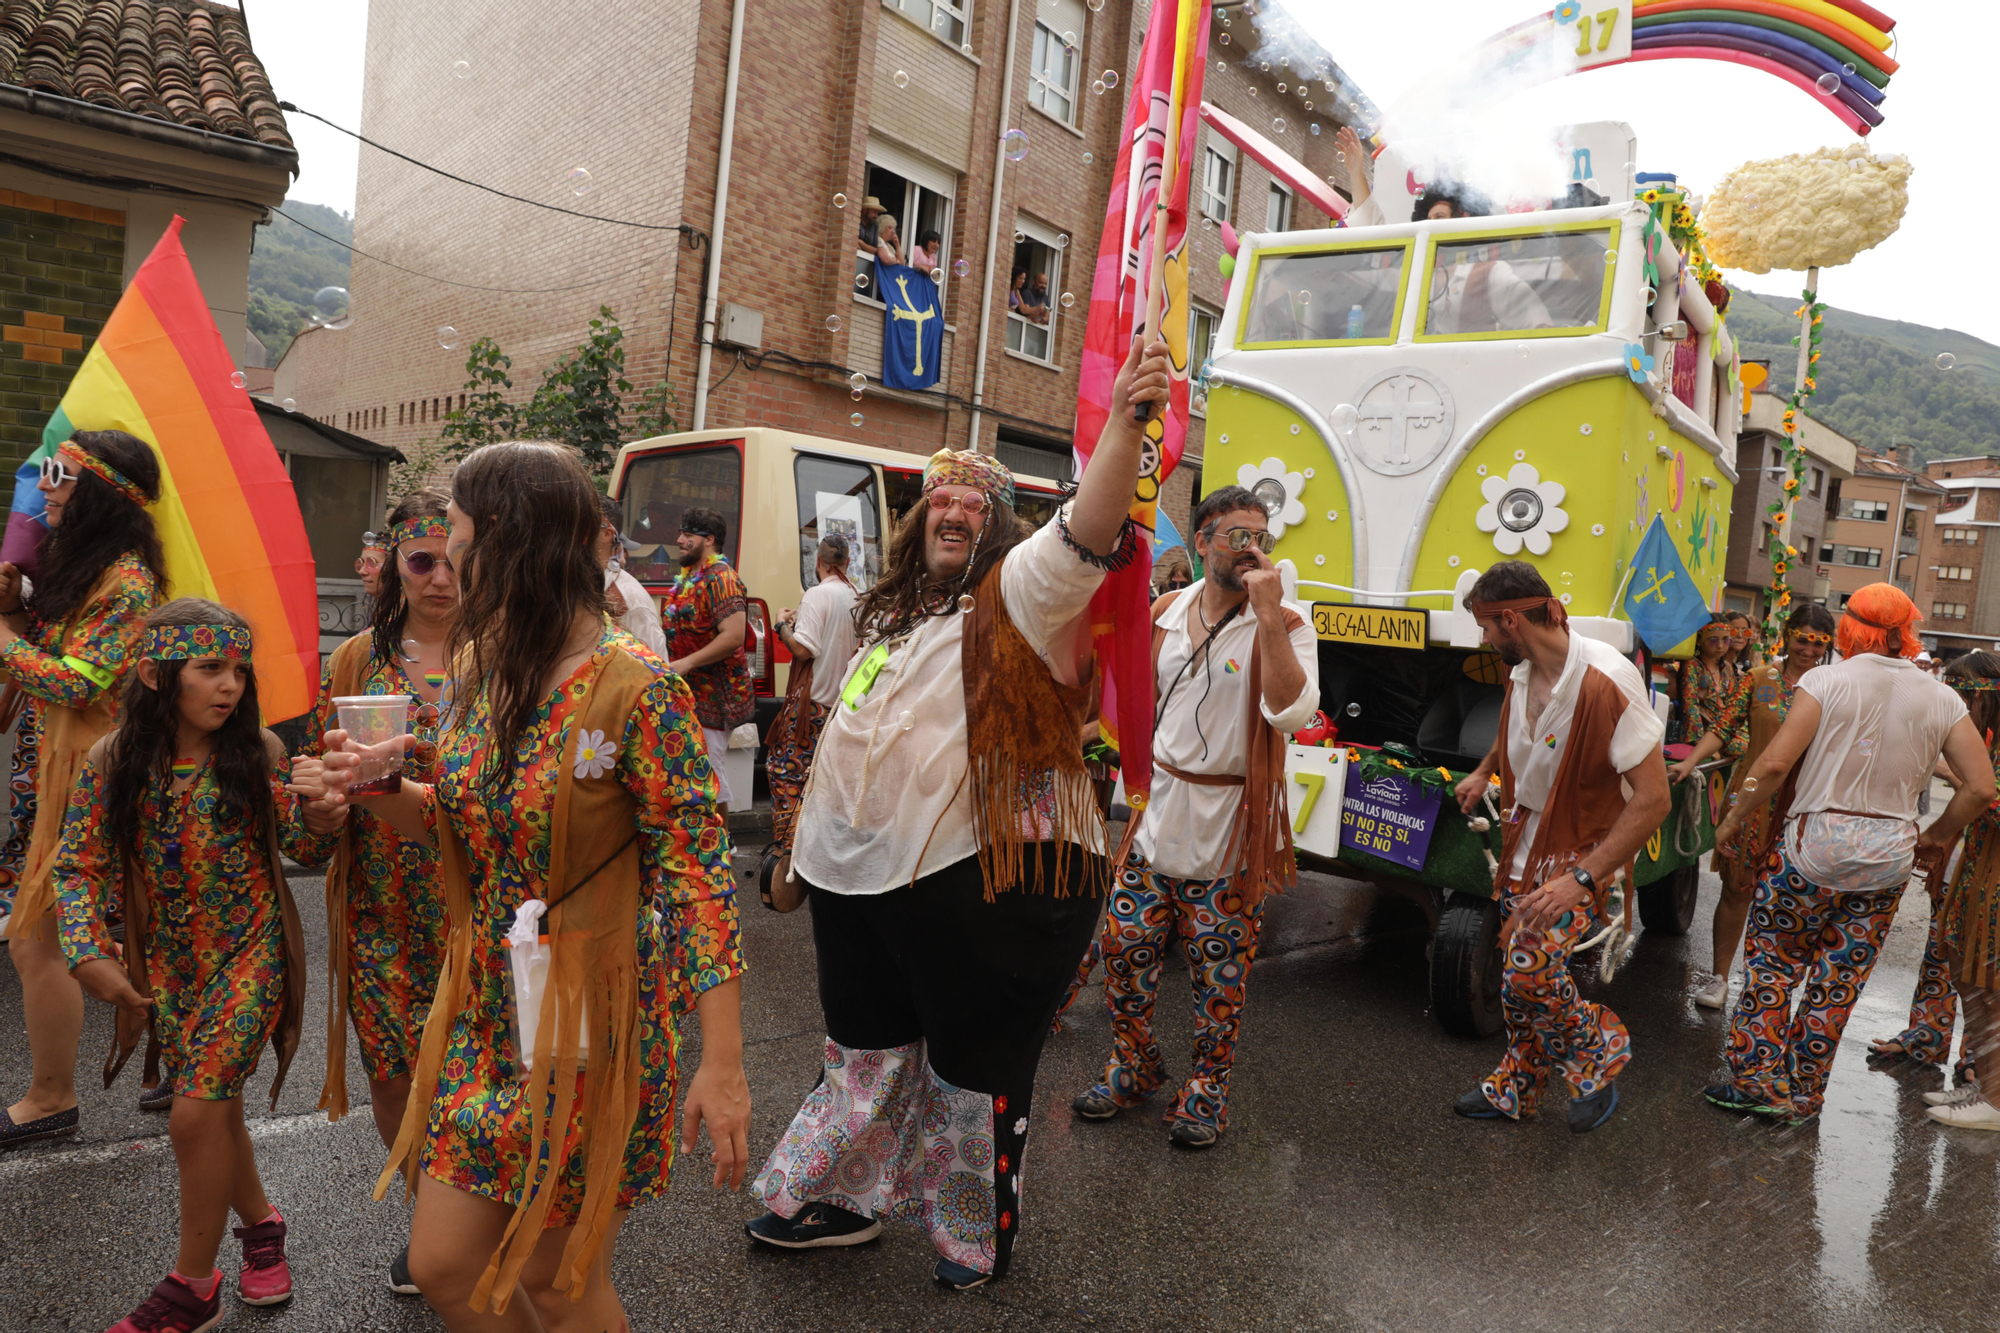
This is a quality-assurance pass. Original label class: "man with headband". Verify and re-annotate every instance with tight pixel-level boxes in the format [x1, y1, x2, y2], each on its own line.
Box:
[1449, 560, 1670, 1133]
[664, 504, 752, 813]
[744, 337, 1171, 1290]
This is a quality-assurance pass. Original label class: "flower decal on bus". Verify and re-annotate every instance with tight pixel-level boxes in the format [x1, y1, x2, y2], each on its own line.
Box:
[1475, 462, 1569, 556]
[1237, 457, 1307, 539]
[1623, 341, 1655, 384]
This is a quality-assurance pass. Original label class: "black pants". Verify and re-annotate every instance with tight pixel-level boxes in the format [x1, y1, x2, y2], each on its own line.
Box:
[755, 844, 1100, 1275]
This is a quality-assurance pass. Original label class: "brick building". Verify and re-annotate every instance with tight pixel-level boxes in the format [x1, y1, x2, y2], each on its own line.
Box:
[1918, 455, 2000, 659]
[273, 0, 1363, 536]
[1721, 370, 1855, 621]
[1817, 445, 1944, 611]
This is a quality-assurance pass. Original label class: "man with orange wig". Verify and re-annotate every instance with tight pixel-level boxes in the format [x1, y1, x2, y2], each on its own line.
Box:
[1708, 583, 1995, 1122]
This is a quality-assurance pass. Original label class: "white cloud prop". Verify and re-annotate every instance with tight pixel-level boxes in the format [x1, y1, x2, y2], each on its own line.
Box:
[1701, 144, 1911, 274]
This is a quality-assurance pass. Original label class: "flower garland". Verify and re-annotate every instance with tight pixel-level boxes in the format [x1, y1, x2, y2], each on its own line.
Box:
[1341, 744, 1475, 795]
[1759, 289, 1826, 648]
[1635, 181, 1736, 402]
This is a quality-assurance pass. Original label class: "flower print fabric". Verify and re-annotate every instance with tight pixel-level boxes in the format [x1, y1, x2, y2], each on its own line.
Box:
[54, 755, 314, 1100]
[416, 630, 740, 1223]
[663, 553, 755, 731]
[0, 550, 156, 709]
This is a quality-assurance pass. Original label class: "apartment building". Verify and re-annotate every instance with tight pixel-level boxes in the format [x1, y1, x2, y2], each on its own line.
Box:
[1721, 369, 1855, 621]
[1919, 455, 2000, 658]
[274, 0, 1361, 537]
[1819, 446, 1946, 609]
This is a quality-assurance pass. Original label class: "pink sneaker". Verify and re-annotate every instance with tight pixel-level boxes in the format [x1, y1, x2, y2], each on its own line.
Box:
[105, 1273, 222, 1332]
[233, 1210, 293, 1306]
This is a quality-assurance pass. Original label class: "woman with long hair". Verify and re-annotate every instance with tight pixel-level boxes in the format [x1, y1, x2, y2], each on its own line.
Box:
[294, 489, 456, 1295]
[1721, 609, 1756, 677]
[1676, 613, 1736, 742]
[320, 442, 748, 1332]
[1669, 602, 1836, 1010]
[59, 599, 335, 1328]
[0, 428, 165, 1146]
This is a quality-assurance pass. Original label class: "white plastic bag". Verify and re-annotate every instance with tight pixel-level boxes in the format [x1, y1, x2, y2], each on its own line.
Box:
[506, 899, 588, 1071]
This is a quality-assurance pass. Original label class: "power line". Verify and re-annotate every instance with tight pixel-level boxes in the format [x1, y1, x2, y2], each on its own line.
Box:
[274, 207, 669, 295]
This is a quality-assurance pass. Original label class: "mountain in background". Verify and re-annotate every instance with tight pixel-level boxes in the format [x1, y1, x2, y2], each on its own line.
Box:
[246, 201, 352, 366]
[1725, 286, 2000, 460]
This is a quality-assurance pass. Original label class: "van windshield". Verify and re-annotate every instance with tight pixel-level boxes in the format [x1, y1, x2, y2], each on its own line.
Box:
[620, 444, 743, 583]
[1420, 228, 1612, 338]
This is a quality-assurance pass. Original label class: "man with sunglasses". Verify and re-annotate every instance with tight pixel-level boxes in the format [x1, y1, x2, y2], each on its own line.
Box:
[665, 505, 752, 813]
[1070, 485, 1317, 1149]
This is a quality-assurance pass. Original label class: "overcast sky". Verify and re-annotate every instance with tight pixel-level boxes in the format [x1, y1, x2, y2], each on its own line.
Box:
[243, 0, 1981, 341]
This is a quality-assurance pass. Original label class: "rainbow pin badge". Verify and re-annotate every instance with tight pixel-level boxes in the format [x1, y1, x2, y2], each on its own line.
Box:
[171, 757, 196, 780]
[424, 671, 447, 691]
[1223, 659, 1242, 674]
[1544, 733, 1557, 748]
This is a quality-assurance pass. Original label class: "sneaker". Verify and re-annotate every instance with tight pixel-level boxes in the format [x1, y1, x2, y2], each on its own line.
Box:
[0, 1104, 78, 1149]
[1923, 1082, 1985, 1108]
[139, 1081, 174, 1113]
[1569, 1083, 1619, 1134]
[1167, 1119, 1219, 1150]
[388, 1244, 420, 1296]
[1703, 1082, 1787, 1116]
[933, 1258, 992, 1291]
[1071, 1088, 1119, 1121]
[106, 1273, 222, 1333]
[743, 1202, 882, 1249]
[233, 1211, 293, 1306]
[1927, 1097, 2000, 1131]
[1453, 1088, 1506, 1119]
[1694, 975, 1729, 1010]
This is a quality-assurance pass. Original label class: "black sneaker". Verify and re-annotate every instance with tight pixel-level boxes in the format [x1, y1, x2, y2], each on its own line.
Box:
[1167, 1119, 1219, 1150]
[1453, 1088, 1506, 1120]
[139, 1081, 174, 1113]
[388, 1244, 420, 1295]
[1071, 1088, 1119, 1120]
[934, 1258, 992, 1291]
[0, 1105, 78, 1149]
[1568, 1083, 1619, 1134]
[743, 1202, 882, 1249]
[1703, 1082, 1786, 1116]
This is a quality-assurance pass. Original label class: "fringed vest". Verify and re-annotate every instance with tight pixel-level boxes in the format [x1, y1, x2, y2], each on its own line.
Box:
[1495, 662, 1636, 901]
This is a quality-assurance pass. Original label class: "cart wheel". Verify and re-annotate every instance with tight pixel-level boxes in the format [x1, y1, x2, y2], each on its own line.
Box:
[1430, 894, 1504, 1038]
[1637, 864, 1700, 936]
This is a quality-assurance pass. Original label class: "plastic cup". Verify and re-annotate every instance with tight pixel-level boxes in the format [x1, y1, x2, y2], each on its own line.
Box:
[334, 694, 412, 795]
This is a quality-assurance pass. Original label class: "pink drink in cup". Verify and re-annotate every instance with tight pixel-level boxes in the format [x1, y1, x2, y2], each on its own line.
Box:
[334, 694, 412, 796]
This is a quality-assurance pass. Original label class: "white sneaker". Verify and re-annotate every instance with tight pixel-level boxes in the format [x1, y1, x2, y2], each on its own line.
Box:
[1694, 975, 1730, 1010]
[1923, 1081, 1982, 1108]
[1927, 1097, 2000, 1130]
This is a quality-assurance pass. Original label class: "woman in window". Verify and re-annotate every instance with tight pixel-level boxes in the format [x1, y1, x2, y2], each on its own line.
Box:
[874, 213, 905, 268]
[912, 229, 941, 274]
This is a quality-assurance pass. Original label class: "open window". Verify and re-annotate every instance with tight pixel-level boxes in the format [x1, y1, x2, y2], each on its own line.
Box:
[794, 453, 883, 593]
[1416, 223, 1616, 341]
[856, 139, 956, 302]
[1239, 242, 1412, 349]
[1005, 215, 1064, 363]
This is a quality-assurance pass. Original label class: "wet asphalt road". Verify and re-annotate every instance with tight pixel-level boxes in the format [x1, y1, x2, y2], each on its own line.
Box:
[3, 839, 1997, 1333]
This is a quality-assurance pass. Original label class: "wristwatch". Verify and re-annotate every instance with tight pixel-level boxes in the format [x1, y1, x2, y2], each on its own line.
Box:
[1570, 866, 1597, 892]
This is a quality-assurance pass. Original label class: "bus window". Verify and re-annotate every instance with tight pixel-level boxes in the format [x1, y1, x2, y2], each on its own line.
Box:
[1242, 245, 1408, 347]
[795, 454, 884, 593]
[1420, 228, 1611, 339]
[620, 444, 743, 582]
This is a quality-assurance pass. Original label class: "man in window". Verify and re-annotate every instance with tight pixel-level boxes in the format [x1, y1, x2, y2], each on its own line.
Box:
[665, 506, 754, 814]
[1010, 269, 1050, 325]
[859, 195, 884, 248]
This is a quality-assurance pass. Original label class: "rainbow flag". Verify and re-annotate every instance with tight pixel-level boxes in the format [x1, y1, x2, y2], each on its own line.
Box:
[3, 217, 319, 720]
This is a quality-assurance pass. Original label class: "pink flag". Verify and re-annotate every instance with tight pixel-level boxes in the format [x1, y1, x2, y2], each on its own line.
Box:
[1073, 0, 1209, 810]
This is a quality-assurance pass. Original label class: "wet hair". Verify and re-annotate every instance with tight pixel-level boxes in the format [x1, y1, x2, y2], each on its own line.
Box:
[855, 493, 1026, 644]
[370, 489, 451, 669]
[816, 533, 850, 569]
[1191, 485, 1266, 536]
[102, 599, 270, 855]
[31, 429, 166, 625]
[682, 505, 727, 545]
[447, 443, 609, 790]
[1946, 650, 2000, 732]
[1466, 560, 1555, 625]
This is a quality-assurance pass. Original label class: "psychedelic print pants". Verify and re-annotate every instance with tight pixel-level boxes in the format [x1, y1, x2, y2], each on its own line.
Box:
[1888, 889, 1970, 1078]
[1086, 854, 1263, 1135]
[765, 699, 828, 857]
[755, 845, 1097, 1276]
[1481, 879, 1632, 1119]
[1723, 845, 1903, 1119]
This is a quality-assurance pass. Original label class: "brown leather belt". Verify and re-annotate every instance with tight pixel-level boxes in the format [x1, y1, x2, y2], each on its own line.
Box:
[1159, 762, 1244, 788]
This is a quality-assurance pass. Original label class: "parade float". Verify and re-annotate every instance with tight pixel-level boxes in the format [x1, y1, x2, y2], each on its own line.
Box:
[1193, 0, 1903, 1035]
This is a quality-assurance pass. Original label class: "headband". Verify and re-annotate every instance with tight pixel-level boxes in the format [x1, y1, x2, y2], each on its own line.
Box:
[1468, 595, 1569, 630]
[58, 440, 148, 507]
[1950, 676, 2000, 692]
[143, 623, 252, 661]
[390, 514, 449, 545]
[922, 448, 1016, 508]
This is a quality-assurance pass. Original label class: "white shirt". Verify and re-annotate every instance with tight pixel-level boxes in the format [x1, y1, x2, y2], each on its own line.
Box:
[605, 567, 666, 656]
[1791, 654, 1966, 821]
[1134, 582, 1319, 880]
[1504, 631, 1665, 879]
[791, 574, 860, 710]
[793, 513, 1106, 894]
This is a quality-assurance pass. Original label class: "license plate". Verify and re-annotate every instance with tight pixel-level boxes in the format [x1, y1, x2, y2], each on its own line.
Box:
[1310, 601, 1427, 651]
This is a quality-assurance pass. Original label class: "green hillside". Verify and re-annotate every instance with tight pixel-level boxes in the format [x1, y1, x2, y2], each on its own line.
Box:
[1724, 286, 2000, 460]
[246, 201, 352, 366]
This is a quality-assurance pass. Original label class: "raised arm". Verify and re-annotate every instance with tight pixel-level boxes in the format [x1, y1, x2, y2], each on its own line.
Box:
[1067, 336, 1171, 556]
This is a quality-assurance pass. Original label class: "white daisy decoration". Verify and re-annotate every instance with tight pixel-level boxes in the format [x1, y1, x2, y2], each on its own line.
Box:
[1475, 462, 1570, 556]
[573, 728, 613, 780]
[1236, 457, 1306, 538]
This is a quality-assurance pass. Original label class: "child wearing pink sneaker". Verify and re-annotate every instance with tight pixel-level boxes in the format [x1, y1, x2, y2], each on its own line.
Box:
[54, 601, 343, 1330]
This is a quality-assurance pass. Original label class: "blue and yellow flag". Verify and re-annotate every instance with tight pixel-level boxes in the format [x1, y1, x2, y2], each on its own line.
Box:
[1624, 514, 1712, 654]
[876, 261, 943, 391]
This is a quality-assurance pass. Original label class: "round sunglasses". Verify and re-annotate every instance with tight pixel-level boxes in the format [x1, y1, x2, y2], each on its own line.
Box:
[38, 454, 79, 488]
[926, 490, 988, 515]
[399, 548, 453, 577]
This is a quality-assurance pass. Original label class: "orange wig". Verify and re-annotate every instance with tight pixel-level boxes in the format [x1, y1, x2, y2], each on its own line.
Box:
[1837, 582, 1923, 660]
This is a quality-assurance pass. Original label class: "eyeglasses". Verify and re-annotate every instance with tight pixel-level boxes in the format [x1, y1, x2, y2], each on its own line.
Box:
[399, 549, 453, 577]
[1206, 525, 1278, 554]
[926, 490, 988, 516]
[38, 455, 79, 488]
[1788, 630, 1833, 646]
[354, 554, 384, 575]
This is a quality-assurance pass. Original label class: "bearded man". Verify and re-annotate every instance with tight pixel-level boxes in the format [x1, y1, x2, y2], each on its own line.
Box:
[743, 337, 1171, 1290]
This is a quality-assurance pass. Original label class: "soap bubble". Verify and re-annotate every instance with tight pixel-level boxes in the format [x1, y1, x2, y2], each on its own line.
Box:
[1304, 101, 1313, 111]
[1344, 701, 1361, 717]
[1277, 82, 1287, 93]
[832, 192, 848, 208]
[1816, 71, 1841, 95]
[1842, 62, 1857, 76]
[931, 267, 944, 281]
[1086, 0, 1103, 10]
[1260, 61, 1270, 71]
[851, 412, 864, 427]
[310, 286, 352, 329]
[962, 41, 973, 55]
[1055, 232, 1069, 249]
[1060, 292, 1075, 308]
[1103, 69, 1118, 89]
[1272, 117, 1286, 133]
[954, 258, 970, 277]
[893, 69, 909, 89]
[1061, 30, 1076, 49]
[826, 314, 842, 332]
[1003, 128, 1029, 161]
[847, 372, 867, 391]
[1937, 352, 1957, 370]
[1329, 402, 1359, 436]
[1604, 249, 1618, 264]
[281, 397, 296, 411]
[1219, 32, 1229, 44]
[452, 60, 470, 79]
[229, 370, 246, 389]
[1248, 86, 1258, 96]
[1296, 289, 1310, 304]
[568, 167, 594, 196]
[1583, 176, 1599, 193]
[854, 273, 869, 290]
[1560, 570, 1574, 585]
[438, 326, 460, 350]
[1216, 59, 1227, 70]
[1082, 150, 1094, 165]
[1014, 229, 1026, 243]
[1091, 80, 1105, 96]
[850, 388, 864, 401]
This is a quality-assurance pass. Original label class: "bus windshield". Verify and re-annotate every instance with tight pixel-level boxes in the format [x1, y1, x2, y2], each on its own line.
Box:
[1243, 245, 1407, 346]
[620, 444, 743, 582]
[1420, 228, 1612, 339]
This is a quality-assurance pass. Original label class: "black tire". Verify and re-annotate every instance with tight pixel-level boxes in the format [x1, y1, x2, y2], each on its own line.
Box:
[1638, 863, 1700, 936]
[1430, 894, 1504, 1038]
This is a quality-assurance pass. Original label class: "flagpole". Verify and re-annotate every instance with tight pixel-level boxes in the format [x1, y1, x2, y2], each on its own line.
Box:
[1136, 0, 1196, 423]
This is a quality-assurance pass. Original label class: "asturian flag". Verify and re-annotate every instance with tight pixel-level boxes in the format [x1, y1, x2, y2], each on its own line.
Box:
[1624, 514, 1713, 654]
[876, 260, 944, 391]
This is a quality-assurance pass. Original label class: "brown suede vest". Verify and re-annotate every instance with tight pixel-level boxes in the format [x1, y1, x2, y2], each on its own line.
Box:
[1495, 658, 1638, 900]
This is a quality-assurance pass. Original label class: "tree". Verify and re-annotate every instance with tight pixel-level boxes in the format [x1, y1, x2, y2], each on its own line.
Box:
[518, 307, 633, 474]
[438, 337, 520, 460]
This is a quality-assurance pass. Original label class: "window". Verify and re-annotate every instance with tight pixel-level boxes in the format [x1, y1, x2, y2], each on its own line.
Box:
[1241, 244, 1410, 346]
[994, 429, 1074, 487]
[1771, 445, 1785, 470]
[882, 0, 969, 47]
[1266, 183, 1292, 234]
[1903, 510, 1920, 535]
[1201, 143, 1236, 222]
[1005, 215, 1064, 363]
[855, 140, 956, 304]
[1842, 547, 1883, 568]
[794, 454, 883, 593]
[1419, 226, 1614, 339]
[1818, 544, 1835, 562]
[1943, 526, 1980, 545]
[1934, 602, 1969, 620]
[1027, 5, 1083, 128]
[1809, 466, 1824, 498]
[1842, 498, 1889, 521]
[1939, 566, 1974, 581]
[1188, 302, 1221, 414]
[1836, 591, 1853, 609]
[618, 444, 743, 580]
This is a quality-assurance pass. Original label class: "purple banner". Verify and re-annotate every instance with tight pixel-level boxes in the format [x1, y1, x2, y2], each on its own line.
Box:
[1339, 767, 1442, 872]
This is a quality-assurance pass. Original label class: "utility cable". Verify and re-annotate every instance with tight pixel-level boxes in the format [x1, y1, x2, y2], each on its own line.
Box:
[274, 207, 670, 295]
